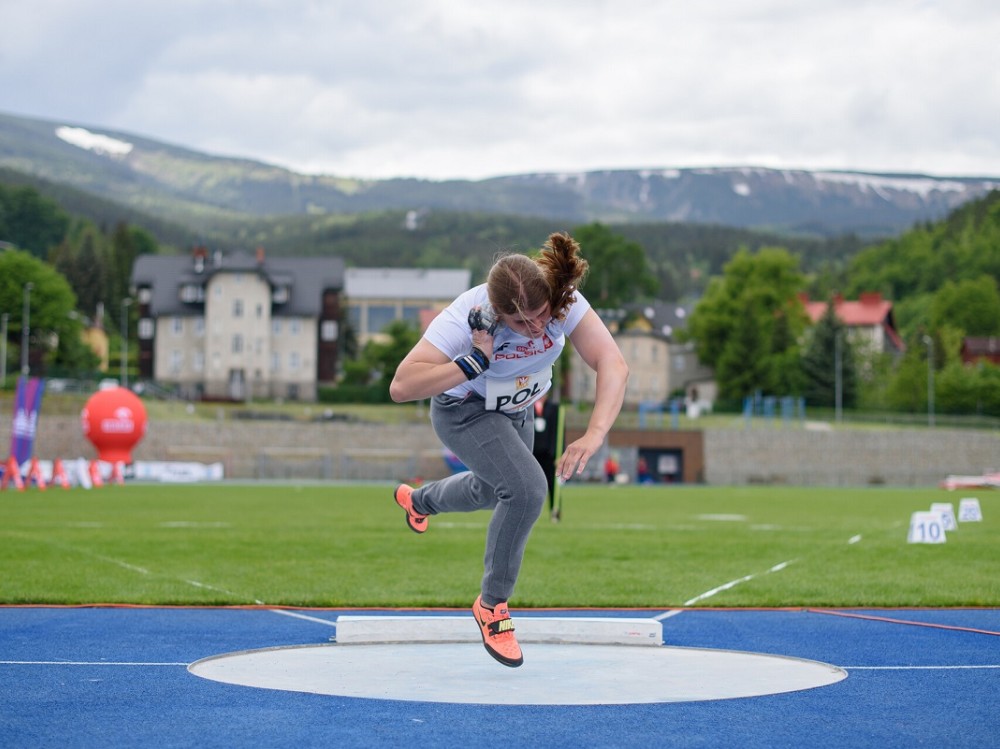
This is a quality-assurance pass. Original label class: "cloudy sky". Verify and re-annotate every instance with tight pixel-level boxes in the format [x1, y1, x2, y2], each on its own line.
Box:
[2, 0, 998, 181]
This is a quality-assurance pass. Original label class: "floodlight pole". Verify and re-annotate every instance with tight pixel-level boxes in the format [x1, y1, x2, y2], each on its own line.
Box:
[834, 333, 842, 423]
[21, 282, 33, 376]
[121, 298, 133, 389]
[1, 312, 8, 387]
[923, 335, 935, 427]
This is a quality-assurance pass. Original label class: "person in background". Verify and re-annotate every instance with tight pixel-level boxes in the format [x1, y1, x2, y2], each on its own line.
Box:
[388, 232, 628, 667]
[605, 453, 620, 483]
[531, 395, 561, 518]
[637, 455, 654, 484]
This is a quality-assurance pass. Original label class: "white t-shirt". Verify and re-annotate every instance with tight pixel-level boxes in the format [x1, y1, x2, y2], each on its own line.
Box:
[424, 283, 592, 412]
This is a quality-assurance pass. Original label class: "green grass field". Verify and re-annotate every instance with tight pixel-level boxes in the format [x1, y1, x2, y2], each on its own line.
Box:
[1, 483, 996, 608]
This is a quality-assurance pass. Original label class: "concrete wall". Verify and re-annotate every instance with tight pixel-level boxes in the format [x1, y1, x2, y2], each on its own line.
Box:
[4, 415, 997, 487]
[8, 416, 452, 483]
[704, 427, 998, 487]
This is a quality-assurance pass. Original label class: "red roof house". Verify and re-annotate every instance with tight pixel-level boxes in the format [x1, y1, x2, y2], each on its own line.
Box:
[961, 337, 1000, 365]
[800, 292, 905, 355]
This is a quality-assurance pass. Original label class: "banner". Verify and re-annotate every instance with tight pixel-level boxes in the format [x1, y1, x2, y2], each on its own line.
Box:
[10, 376, 45, 465]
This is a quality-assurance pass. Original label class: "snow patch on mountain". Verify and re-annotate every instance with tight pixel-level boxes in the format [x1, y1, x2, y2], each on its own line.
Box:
[811, 171, 974, 199]
[55, 126, 133, 158]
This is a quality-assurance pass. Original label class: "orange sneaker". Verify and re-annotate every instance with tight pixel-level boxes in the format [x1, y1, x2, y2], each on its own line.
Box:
[472, 595, 523, 667]
[393, 484, 428, 534]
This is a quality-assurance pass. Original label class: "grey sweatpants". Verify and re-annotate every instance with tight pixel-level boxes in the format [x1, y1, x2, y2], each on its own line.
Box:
[411, 393, 548, 607]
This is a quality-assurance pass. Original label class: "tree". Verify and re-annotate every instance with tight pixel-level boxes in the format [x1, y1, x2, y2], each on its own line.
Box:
[48, 220, 157, 330]
[73, 227, 108, 318]
[768, 306, 806, 396]
[930, 275, 1000, 337]
[685, 247, 808, 399]
[713, 295, 770, 399]
[847, 190, 1000, 305]
[108, 223, 157, 327]
[0, 248, 95, 375]
[49, 225, 109, 320]
[885, 329, 941, 414]
[937, 362, 979, 415]
[890, 292, 934, 343]
[0, 184, 70, 258]
[363, 320, 421, 394]
[571, 223, 659, 308]
[800, 300, 858, 408]
[885, 349, 927, 413]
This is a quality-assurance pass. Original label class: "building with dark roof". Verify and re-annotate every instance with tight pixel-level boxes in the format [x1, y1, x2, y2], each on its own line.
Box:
[130, 247, 345, 401]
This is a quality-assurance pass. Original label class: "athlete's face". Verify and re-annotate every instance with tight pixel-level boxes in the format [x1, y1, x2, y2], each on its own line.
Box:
[502, 303, 551, 339]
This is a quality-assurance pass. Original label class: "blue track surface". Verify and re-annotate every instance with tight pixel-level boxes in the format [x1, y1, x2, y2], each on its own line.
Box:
[2, 607, 998, 748]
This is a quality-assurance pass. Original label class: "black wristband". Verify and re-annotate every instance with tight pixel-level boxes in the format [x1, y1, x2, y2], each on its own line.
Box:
[454, 346, 490, 380]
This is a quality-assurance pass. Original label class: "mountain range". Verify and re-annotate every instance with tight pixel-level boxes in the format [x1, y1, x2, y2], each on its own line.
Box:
[1, 110, 997, 239]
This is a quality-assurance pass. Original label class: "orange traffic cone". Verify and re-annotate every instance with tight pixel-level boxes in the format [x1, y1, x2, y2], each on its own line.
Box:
[1, 456, 25, 491]
[51, 459, 72, 489]
[26, 457, 47, 491]
[89, 460, 105, 488]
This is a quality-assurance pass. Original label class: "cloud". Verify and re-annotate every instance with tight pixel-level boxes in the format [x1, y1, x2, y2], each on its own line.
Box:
[2, 0, 999, 179]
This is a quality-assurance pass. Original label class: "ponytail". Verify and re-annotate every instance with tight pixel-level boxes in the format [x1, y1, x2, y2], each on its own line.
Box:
[538, 232, 589, 321]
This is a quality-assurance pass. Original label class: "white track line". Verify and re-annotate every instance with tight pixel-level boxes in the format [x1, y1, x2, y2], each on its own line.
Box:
[652, 609, 685, 621]
[683, 560, 795, 606]
[268, 609, 338, 627]
[1, 661, 188, 666]
[5, 661, 997, 671]
[842, 665, 1000, 670]
[182, 578, 262, 603]
[91, 553, 150, 576]
[3, 532, 265, 605]
[680, 532, 862, 607]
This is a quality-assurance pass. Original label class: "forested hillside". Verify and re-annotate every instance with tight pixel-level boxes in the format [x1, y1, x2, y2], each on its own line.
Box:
[2, 169, 998, 418]
[0, 166, 201, 252]
[683, 189, 1000, 415]
[846, 189, 1000, 340]
[0, 164, 870, 301]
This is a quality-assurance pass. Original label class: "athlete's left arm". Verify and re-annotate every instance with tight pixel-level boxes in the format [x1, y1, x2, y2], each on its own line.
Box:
[558, 309, 629, 480]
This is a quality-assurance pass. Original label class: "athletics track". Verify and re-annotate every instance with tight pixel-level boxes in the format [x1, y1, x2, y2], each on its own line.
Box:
[1, 605, 998, 748]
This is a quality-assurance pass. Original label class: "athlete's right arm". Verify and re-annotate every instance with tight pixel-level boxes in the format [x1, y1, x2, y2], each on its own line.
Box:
[389, 327, 493, 403]
[391, 300, 496, 403]
[389, 339, 464, 403]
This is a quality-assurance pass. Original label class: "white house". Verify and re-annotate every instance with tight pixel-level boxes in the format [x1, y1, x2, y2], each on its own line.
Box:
[131, 247, 344, 401]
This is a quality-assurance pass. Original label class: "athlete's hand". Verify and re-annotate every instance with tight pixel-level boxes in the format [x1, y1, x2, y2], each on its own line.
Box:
[469, 306, 496, 356]
[557, 431, 603, 481]
[471, 327, 494, 357]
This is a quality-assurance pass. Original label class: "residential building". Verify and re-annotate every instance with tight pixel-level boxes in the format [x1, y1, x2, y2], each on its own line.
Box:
[800, 292, 905, 356]
[345, 268, 472, 345]
[667, 341, 717, 415]
[961, 337, 1000, 366]
[130, 247, 345, 401]
[568, 302, 714, 411]
[615, 330, 671, 405]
